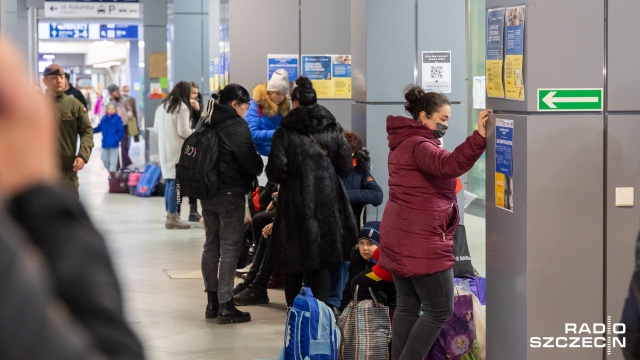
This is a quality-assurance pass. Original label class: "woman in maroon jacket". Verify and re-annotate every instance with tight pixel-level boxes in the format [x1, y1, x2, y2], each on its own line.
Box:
[379, 85, 488, 360]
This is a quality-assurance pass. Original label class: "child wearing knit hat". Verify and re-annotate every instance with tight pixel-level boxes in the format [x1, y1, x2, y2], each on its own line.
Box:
[340, 221, 396, 310]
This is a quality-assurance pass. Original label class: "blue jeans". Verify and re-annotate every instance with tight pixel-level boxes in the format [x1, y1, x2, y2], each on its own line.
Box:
[164, 179, 178, 213]
[392, 268, 454, 360]
[101, 147, 119, 172]
[327, 261, 350, 308]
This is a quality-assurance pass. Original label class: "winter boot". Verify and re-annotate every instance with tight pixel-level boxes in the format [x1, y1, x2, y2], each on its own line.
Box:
[188, 202, 202, 222]
[233, 286, 269, 306]
[205, 291, 219, 319]
[233, 281, 250, 295]
[217, 299, 251, 324]
[165, 213, 191, 229]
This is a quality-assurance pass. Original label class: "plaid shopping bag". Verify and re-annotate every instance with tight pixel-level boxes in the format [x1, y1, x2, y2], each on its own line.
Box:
[338, 285, 391, 360]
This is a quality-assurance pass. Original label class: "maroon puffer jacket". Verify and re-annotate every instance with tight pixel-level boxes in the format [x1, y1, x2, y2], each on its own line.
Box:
[379, 115, 486, 277]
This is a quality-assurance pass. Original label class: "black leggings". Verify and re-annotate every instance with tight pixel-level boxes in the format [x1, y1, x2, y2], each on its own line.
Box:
[284, 268, 332, 307]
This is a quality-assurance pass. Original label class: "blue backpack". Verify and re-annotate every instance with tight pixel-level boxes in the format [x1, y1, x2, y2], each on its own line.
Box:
[135, 164, 162, 197]
[280, 287, 341, 360]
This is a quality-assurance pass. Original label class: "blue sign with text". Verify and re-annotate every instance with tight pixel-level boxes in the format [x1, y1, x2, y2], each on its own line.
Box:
[99, 24, 138, 39]
[49, 23, 88, 38]
[495, 121, 513, 177]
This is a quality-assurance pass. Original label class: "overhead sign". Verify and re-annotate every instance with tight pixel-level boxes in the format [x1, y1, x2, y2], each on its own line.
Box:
[99, 24, 138, 39]
[44, 1, 140, 19]
[537, 89, 603, 111]
[49, 23, 88, 39]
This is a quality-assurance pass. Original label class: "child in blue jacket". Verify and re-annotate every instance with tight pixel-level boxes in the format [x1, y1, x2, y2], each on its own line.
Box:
[93, 103, 124, 172]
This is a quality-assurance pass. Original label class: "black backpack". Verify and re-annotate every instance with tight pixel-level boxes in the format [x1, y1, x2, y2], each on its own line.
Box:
[175, 123, 222, 200]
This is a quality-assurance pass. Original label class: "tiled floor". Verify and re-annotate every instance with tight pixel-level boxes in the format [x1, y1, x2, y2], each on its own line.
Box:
[78, 139, 486, 359]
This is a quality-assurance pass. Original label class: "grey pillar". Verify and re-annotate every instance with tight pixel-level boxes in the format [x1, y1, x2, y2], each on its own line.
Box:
[351, 0, 468, 223]
[142, 0, 167, 162]
[167, 0, 210, 98]
[128, 39, 141, 117]
[485, 0, 605, 359]
[1, 0, 29, 61]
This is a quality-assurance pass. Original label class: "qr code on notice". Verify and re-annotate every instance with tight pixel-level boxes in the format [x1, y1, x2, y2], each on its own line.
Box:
[430, 66, 444, 79]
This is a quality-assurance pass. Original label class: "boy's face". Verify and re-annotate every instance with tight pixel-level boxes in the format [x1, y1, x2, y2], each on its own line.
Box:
[358, 239, 378, 261]
[107, 105, 116, 115]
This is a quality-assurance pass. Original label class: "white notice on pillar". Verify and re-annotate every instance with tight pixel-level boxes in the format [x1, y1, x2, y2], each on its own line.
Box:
[422, 51, 452, 94]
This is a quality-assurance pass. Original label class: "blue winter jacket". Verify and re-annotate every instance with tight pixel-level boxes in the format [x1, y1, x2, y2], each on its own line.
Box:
[245, 82, 291, 156]
[93, 114, 124, 149]
[245, 100, 283, 156]
[342, 149, 384, 226]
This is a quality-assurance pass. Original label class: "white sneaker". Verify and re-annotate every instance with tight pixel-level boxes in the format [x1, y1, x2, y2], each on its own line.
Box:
[235, 263, 252, 277]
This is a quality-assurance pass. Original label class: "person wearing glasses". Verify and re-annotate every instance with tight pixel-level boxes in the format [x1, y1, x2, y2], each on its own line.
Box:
[199, 84, 264, 324]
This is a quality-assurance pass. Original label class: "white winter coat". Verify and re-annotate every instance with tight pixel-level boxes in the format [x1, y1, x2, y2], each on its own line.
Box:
[153, 102, 192, 179]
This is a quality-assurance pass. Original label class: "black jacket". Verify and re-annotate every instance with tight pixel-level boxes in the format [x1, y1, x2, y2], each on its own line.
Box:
[265, 103, 358, 273]
[3, 186, 143, 359]
[342, 149, 383, 227]
[65, 84, 88, 109]
[202, 103, 263, 193]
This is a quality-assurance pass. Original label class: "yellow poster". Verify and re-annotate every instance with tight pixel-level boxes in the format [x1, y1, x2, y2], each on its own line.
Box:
[310, 80, 332, 99]
[504, 55, 524, 100]
[504, 6, 525, 100]
[486, 60, 505, 98]
[332, 78, 351, 98]
[495, 172, 505, 209]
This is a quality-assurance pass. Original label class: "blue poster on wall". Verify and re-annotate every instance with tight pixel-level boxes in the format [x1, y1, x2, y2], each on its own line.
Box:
[495, 118, 513, 177]
[268, 55, 298, 82]
[486, 8, 505, 61]
[301, 55, 332, 80]
[331, 55, 351, 78]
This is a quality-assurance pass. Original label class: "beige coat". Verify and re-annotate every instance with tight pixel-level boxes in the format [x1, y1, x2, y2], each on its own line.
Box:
[153, 102, 192, 179]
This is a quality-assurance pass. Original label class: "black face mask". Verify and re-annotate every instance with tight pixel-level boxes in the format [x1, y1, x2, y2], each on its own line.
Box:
[433, 122, 448, 138]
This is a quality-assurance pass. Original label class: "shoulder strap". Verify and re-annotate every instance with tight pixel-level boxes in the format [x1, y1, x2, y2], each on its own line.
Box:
[307, 134, 328, 157]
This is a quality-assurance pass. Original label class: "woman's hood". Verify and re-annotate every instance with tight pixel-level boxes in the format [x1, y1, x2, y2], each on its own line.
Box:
[280, 103, 338, 134]
[252, 82, 291, 118]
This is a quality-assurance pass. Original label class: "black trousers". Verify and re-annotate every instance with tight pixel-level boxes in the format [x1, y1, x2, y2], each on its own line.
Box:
[242, 211, 275, 291]
[284, 268, 332, 307]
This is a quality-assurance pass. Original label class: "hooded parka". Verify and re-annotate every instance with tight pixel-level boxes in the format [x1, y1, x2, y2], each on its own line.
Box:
[379, 115, 485, 277]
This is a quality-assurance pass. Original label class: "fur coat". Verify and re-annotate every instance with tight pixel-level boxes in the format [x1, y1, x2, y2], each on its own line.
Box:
[245, 82, 291, 156]
[265, 104, 358, 274]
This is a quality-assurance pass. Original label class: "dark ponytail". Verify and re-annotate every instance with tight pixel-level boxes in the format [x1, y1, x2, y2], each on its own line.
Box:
[290, 76, 317, 106]
[403, 85, 450, 121]
[212, 84, 250, 106]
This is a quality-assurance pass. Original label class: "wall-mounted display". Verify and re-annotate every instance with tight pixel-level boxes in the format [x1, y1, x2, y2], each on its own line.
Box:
[504, 5, 526, 100]
[421, 51, 452, 94]
[486, 7, 506, 98]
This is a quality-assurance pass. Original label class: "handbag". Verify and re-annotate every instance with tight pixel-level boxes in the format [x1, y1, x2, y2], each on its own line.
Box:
[127, 115, 139, 137]
[338, 285, 391, 360]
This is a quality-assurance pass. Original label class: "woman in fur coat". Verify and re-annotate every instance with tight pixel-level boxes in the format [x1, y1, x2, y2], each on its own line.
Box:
[266, 77, 358, 307]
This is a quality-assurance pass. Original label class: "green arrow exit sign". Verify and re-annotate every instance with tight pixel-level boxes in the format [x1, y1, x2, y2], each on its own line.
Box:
[537, 88, 603, 111]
